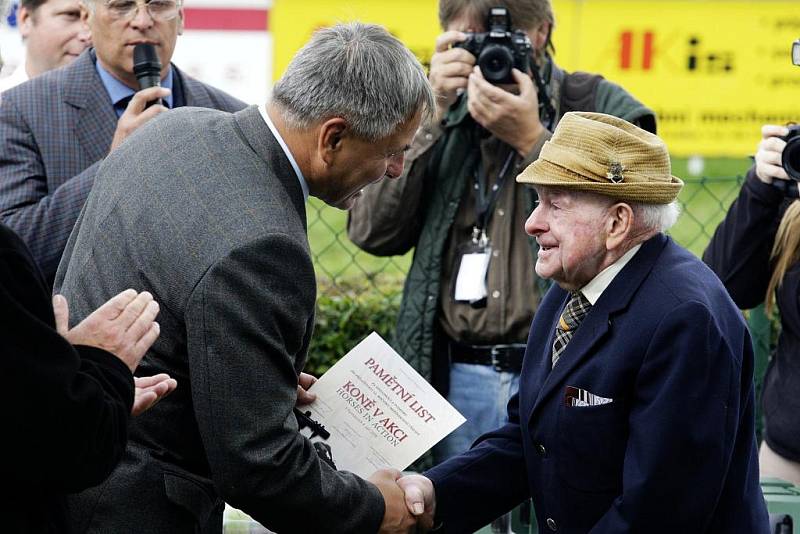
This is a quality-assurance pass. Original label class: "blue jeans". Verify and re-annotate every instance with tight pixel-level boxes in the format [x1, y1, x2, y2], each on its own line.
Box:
[433, 362, 520, 465]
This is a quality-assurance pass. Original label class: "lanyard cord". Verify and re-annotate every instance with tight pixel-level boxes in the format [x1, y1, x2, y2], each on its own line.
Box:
[472, 148, 516, 237]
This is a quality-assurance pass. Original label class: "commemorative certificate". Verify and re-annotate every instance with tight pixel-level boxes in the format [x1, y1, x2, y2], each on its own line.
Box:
[298, 332, 466, 478]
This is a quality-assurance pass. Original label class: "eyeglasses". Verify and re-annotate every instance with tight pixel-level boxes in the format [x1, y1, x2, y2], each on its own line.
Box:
[103, 0, 182, 22]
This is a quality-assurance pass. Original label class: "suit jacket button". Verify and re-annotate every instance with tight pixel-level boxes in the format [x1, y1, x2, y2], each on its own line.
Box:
[536, 443, 547, 457]
[547, 517, 557, 531]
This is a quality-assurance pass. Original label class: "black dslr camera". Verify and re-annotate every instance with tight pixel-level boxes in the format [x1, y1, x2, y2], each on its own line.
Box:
[455, 7, 532, 84]
[782, 124, 800, 181]
[781, 39, 800, 181]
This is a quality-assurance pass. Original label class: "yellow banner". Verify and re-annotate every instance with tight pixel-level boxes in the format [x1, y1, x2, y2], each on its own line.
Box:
[271, 1, 800, 157]
[271, 0, 439, 76]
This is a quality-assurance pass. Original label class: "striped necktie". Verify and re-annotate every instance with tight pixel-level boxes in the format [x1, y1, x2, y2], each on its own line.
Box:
[552, 291, 592, 368]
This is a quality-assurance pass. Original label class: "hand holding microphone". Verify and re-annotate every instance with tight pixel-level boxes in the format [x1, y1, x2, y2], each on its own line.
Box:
[134, 43, 164, 107]
[110, 43, 171, 152]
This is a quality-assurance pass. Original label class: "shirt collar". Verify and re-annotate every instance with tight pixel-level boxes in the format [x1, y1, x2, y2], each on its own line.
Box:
[0, 58, 29, 93]
[579, 244, 642, 306]
[95, 58, 174, 112]
[258, 104, 309, 202]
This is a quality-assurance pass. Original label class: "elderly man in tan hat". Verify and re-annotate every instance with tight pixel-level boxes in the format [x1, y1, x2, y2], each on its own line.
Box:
[396, 112, 769, 533]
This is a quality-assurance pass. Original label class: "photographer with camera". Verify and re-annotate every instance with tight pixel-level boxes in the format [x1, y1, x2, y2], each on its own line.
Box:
[348, 0, 655, 472]
[704, 42, 800, 485]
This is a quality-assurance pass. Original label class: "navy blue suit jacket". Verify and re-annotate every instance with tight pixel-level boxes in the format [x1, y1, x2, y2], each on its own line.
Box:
[427, 234, 769, 533]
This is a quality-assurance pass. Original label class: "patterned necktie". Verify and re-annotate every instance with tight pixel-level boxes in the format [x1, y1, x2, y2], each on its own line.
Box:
[552, 291, 592, 368]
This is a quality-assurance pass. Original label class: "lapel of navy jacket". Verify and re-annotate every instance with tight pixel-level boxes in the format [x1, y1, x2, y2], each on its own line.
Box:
[427, 233, 769, 534]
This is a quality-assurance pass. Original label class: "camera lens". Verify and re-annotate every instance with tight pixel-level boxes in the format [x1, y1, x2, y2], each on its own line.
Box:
[479, 44, 514, 83]
[783, 137, 800, 181]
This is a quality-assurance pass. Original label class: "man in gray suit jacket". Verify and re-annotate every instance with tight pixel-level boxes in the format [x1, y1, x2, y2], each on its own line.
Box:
[55, 22, 434, 534]
[0, 0, 245, 285]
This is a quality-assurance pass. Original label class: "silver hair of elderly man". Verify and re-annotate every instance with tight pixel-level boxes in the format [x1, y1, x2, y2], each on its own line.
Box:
[631, 200, 681, 233]
[272, 21, 435, 141]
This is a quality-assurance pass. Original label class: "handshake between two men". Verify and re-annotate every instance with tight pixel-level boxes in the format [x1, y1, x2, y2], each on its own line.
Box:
[370, 472, 435, 533]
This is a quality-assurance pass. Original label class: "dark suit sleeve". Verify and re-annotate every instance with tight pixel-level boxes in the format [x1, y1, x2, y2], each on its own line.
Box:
[0, 236, 133, 492]
[185, 234, 385, 534]
[589, 300, 744, 532]
[0, 96, 101, 283]
[425, 393, 530, 533]
[702, 168, 786, 309]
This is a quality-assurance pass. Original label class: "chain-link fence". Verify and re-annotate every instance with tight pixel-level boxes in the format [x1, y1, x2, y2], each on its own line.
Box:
[306, 173, 776, 437]
[307, 174, 748, 292]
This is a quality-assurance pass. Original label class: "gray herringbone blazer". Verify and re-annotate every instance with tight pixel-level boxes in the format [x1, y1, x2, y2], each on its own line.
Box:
[54, 106, 385, 534]
[0, 48, 246, 285]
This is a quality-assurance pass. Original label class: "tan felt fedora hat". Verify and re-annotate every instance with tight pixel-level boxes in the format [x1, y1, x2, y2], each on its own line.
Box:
[517, 112, 683, 204]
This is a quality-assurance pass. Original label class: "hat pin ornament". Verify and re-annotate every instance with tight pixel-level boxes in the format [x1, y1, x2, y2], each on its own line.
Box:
[607, 162, 625, 183]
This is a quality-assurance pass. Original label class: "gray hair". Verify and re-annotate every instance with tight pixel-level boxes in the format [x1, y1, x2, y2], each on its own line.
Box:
[271, 22, 434, 141]
[629, 200, 681, 233]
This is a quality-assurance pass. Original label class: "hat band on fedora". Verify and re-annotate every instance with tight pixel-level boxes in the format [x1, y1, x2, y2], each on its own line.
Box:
[539, 142, 668, 185]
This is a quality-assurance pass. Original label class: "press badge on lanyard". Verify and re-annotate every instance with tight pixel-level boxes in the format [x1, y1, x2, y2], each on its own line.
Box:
[453, 149, 515, 307]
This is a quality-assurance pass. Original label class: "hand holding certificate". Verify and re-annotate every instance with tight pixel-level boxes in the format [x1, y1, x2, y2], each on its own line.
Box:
[298, 332, 466, 478]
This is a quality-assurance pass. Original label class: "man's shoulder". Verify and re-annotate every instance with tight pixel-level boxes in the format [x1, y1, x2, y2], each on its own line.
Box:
[558, 65, 656, 132]
[558, 70, 605, 118]
[154, 105, 234, 127]
[175, 64, 248, 113]
[121, 106, 242, 156]
[644, 238, 738, 313]
[2, 67, 63, 107]
[3, 51, 91, 102]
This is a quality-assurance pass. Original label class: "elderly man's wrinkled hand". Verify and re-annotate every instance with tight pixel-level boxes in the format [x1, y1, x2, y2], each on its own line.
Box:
[369, 468, 419, 533]
[398, 474, 436, 532]
[53, 289, 160, 373]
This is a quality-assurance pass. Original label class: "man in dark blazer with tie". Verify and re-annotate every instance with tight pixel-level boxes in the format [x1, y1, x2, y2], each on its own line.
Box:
[55, 22, 434, 534]
[0, 0, 245, 284]
[399, 112, 770, 533]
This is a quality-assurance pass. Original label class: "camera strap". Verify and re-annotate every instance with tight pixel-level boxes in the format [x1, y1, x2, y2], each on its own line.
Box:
[472, 148, 516, 243]
[532, 57, 556, 132]
[451, 148, 515, 307]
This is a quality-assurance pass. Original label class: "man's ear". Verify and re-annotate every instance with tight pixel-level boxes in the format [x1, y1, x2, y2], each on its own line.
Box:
[317, 117, 348, 166]
[605, 202, 634, 250]
[177, 6, 185, 35]
[79, 2, 92, 30]
[18, 6, 33, 39]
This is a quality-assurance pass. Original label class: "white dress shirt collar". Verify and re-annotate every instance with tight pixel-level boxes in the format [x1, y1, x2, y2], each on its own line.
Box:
[579, 244, 642, 306]
[258, 103, 308, 202]
[0, 59, 30, 95]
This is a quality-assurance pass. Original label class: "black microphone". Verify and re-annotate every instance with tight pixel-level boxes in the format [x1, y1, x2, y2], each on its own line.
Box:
[133, 43, 162, 108]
